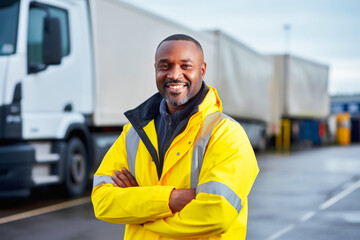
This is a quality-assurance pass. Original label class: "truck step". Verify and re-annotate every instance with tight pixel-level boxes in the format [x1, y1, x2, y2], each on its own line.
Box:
[32, 163, 60, 185]
[33, 175, 60, 185]
[36, 153, 60, 163]
[30, 142, 61, 163]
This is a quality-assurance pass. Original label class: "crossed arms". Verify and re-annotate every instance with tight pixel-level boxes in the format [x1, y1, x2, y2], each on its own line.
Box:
[112, 168, 195, 213]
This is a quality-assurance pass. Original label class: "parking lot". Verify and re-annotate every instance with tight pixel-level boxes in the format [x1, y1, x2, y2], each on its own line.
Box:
[1, 145, 359, 240]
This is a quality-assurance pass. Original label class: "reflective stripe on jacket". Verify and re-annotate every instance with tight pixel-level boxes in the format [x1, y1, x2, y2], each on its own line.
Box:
[91, 86, 259, 239]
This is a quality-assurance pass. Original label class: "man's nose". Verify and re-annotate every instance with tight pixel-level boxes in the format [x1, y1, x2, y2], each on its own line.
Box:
[167, 66, 183, 79]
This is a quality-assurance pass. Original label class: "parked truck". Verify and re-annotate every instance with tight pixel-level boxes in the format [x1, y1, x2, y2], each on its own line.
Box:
[0, 0, 217, 197]
[271, 54, 330, 148]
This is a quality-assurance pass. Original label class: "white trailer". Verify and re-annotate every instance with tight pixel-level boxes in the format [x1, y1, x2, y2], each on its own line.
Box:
[272, 55, 330, 119]
[271, 55, 330, 147]
[209, 31, 276, 150]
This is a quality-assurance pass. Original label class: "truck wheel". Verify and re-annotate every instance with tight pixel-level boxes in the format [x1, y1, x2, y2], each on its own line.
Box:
[64, 137, 88, 198]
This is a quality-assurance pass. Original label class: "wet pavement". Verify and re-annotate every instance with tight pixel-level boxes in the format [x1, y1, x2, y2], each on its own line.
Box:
[0, 144, 359, 240]
[247, 144, 360, 240]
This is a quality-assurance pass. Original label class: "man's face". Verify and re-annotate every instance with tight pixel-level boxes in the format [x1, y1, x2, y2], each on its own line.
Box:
[155, 40, 206, 112]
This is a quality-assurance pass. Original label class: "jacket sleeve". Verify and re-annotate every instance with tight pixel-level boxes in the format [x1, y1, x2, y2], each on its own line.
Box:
[143, 119, 259, 238]
[91, 124, 174, 225]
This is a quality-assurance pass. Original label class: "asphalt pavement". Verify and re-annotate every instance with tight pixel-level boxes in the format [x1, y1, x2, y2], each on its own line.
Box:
[247, 144, 360, 240]
[0, 144, 359, 240]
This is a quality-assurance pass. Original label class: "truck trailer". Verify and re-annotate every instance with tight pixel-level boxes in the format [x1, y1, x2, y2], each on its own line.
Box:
[210, 31, 276, 151]
[272, 54, 330, 148]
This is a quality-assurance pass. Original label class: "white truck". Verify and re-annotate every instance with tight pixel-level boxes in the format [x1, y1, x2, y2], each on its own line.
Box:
[0, 0, 217, 197]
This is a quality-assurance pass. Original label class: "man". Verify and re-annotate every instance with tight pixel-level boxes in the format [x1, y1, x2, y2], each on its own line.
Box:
[92, 34, 259, 239]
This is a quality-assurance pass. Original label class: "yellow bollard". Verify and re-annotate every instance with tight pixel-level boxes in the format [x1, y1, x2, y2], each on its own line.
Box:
[276, 119, 291, 151]
[336, 113, 351, 145]
[283, 119, 291, 150]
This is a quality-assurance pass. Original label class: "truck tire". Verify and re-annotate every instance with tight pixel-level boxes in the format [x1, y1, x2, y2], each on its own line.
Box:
[64, 137, 88, 197]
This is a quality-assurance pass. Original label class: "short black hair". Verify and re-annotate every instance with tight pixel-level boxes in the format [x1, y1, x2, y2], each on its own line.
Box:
[157, 34, 203, 53]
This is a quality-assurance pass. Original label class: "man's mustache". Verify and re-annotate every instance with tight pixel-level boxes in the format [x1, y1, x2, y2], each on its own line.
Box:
[164, 79, 190, 87]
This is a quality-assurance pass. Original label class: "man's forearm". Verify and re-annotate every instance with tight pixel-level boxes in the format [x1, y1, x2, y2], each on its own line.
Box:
[92, 170, 174, 225]
[112, 169, 196, 213]
[143, 193, 238, 238]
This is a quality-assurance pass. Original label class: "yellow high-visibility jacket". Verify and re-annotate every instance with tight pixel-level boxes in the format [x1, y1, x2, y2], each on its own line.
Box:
[92, 86, 259, 239]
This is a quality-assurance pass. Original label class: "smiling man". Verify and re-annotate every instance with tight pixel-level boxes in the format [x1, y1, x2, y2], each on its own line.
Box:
[92, 34, 259, 239]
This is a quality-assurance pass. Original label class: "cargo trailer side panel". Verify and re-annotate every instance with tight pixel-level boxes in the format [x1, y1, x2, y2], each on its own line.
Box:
[88, 0, 216, 126]
[274, 55, 330, 118]
[213, 31, 276, 134]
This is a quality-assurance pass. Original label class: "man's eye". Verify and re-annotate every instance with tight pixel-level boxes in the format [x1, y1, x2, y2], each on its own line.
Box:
[182, 64, 192, 69]
[158, 64, 168, 69]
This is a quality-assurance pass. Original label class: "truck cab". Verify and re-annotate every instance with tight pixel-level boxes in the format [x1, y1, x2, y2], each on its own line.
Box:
[0, 0, 95, 197]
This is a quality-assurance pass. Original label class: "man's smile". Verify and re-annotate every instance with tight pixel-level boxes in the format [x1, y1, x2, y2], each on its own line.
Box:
[168, 85, 185, 89]
[165, 82, 189, 94]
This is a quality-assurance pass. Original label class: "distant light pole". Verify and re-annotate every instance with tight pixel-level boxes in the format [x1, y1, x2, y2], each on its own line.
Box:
[283, 24, 291, 54]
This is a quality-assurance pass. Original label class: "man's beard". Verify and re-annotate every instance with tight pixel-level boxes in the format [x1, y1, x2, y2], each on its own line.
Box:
[161, 79, 191, 106]
[164, 91, 190, 107]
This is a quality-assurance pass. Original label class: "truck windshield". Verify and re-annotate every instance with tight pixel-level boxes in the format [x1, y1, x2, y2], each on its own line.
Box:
[0, 0, 20, 55]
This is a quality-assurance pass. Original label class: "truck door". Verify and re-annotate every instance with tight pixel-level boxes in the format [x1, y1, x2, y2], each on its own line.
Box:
[22, 0, 92, 140]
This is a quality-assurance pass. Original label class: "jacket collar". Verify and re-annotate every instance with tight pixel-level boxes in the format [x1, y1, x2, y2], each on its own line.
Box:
[124, 92, 162, 130]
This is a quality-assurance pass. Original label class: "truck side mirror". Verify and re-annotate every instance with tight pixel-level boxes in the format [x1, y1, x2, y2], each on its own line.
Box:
[43, 16, 62, 65]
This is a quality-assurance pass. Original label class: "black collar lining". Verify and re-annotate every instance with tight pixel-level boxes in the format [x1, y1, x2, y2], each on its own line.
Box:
[124, 93, 163, 179]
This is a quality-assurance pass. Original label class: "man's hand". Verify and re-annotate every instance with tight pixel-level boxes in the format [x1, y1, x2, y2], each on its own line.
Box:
[169, 189, 196, 213]
[112, 168, 138, 188]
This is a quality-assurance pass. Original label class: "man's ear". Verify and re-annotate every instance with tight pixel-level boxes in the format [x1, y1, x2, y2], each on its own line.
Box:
[201, 62, 207, 80]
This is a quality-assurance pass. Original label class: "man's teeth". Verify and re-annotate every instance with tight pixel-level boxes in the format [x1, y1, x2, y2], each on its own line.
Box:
[169, 85, 185, 89]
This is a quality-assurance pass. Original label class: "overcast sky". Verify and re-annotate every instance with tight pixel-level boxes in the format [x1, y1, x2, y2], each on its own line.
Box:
[122, 0, 360, 95]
